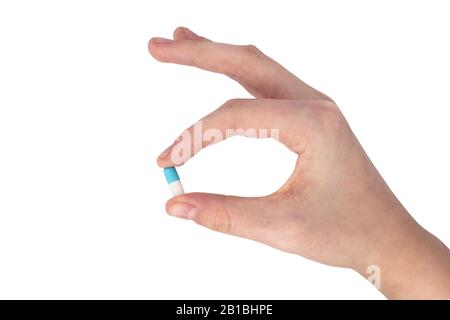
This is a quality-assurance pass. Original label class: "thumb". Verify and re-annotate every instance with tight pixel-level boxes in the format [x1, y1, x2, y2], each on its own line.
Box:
[166, 192, 274, 240]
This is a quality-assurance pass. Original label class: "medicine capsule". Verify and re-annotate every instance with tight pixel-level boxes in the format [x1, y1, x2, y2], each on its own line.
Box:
[163, 167, 185, 196]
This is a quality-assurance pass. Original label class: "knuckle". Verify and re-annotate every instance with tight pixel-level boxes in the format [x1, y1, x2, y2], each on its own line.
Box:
[226, 44, 265, 80]
[241, 44, 265, 63]
[309, 100, 347, 133]
[221, 98, 245, 112]
[240, 44, 265, 64]
[242, 44, 262, 56]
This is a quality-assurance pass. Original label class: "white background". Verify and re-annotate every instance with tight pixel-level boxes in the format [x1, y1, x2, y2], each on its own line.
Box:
[0, 0, 449, 299]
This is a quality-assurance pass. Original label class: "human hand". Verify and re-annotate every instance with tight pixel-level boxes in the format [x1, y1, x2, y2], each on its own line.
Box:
[149, 27, 450, 299]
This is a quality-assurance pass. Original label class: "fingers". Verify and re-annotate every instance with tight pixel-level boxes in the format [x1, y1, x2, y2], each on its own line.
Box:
[149, 27, 330, 100]
[157, 98, 311, 167]
[166, 192, 275, 241]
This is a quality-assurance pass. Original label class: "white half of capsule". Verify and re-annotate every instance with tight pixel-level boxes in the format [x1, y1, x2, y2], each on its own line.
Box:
[168, 180, 184, 196]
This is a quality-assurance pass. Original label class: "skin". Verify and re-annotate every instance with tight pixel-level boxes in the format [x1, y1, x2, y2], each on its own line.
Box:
[149, 27, 450, 299]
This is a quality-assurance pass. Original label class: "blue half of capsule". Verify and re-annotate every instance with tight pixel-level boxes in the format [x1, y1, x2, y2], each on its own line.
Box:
[163, 167, 180, 184]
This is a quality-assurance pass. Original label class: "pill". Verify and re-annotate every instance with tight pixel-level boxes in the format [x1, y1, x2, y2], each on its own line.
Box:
[163, 167, 185, 196]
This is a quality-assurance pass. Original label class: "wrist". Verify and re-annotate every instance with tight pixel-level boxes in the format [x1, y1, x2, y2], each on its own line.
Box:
[354, 210, 450, 299]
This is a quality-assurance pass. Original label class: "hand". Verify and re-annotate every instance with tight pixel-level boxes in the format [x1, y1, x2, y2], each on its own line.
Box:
[149, 27, 450, 299]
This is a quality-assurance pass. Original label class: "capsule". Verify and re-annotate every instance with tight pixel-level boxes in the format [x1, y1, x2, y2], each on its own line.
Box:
[163, 167, 185, 196]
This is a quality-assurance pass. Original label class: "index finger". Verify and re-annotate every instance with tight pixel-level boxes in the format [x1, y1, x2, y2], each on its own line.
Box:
[157, 98, 313, 168]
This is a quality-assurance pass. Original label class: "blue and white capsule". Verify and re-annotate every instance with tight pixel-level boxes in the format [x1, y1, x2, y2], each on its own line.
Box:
[163, 167, 185, 196]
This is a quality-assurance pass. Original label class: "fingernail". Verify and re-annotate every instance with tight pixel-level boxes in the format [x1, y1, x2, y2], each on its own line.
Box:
[152, 37, 173, 44]
[158, 144, 172, 160]
[168, 202, 197, 220]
